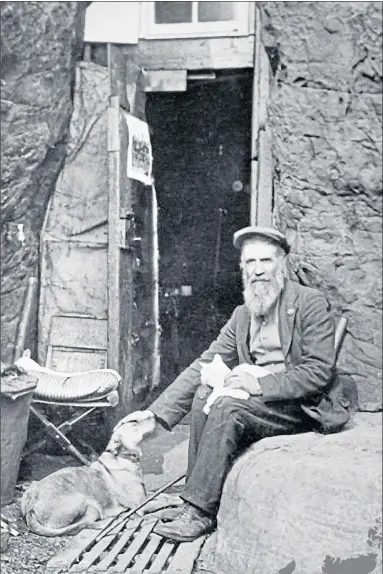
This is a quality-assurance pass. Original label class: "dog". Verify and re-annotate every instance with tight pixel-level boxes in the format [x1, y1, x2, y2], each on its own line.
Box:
[21, 418, 158, 537]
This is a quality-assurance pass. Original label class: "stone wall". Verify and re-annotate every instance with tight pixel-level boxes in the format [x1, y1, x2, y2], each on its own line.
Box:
[261, 2, 382, 406]
[1, 2, 87, 362]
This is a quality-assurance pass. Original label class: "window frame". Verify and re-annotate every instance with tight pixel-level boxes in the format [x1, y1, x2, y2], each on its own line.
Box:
[140, 1, 252, 39]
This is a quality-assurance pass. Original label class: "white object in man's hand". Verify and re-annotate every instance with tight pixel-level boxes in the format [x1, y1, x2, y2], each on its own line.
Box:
[114, 410, 155, 432]
[224, 364, 268, 395]
[200, 354, 231, 388]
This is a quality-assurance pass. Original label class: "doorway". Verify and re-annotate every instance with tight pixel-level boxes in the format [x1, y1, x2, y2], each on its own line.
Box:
[146, 69, 252, 394]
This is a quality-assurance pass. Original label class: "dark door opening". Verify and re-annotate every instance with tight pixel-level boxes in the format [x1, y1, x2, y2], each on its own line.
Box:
[146, 69, 252, 394]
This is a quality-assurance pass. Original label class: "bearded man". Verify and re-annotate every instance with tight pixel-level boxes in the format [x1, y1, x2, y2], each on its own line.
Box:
[115, 226, 350, 542]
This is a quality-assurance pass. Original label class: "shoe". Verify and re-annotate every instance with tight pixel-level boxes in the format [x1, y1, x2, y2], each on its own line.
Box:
[153, 503, 216, 542]
[159, 505, 184, 522]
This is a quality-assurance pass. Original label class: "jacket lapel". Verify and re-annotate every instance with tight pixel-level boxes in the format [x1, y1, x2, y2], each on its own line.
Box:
[237, 305, 252, 363]
[278, 280, 299, 359]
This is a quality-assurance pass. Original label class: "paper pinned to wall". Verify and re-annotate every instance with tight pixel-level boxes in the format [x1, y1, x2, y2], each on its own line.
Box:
[125, 114, 153, 186]
[84, 2, 140, 44]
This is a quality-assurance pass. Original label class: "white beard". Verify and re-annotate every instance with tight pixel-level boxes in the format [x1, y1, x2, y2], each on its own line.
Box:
[243, 267, 285, 318]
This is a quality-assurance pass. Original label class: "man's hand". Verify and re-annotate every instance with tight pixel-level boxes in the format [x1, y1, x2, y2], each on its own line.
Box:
[114, 409, 155, 432]
[224, 369, 262, 396]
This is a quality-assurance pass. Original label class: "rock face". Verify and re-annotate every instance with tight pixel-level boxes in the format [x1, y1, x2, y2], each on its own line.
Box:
[197, 413, 382, 574]
[260, 2, 382, 406]
[1, 2, 87, 362]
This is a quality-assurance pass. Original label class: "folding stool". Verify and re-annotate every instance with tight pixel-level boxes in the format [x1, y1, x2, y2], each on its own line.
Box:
[20, 315, 120, 466]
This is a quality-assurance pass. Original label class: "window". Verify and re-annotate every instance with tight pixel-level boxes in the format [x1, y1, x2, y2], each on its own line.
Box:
[140, 1, 251, 39]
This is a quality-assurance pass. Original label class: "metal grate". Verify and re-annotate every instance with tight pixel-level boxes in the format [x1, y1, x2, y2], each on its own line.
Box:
[46, 515, 206, 574]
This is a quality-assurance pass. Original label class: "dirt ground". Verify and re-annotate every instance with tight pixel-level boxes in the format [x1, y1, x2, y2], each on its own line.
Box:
[1, 487, 70, 574]
[1, 425, 189, 573]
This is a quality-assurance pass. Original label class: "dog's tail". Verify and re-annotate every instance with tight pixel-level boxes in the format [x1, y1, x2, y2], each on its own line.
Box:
[24, 510, 93, 538]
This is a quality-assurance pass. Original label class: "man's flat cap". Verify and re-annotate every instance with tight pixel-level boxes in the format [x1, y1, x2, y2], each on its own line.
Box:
[233, 226, 290, 254]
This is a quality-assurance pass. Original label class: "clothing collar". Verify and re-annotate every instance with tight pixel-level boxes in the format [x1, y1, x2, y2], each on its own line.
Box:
[278, 280, 299, 357]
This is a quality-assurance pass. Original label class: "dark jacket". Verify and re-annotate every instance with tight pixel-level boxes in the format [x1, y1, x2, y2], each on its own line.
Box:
[150, 280, 350, 434]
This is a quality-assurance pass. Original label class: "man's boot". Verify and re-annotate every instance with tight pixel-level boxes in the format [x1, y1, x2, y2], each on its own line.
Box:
[153, 502, 216, 542]
[158, 506, 184, 522]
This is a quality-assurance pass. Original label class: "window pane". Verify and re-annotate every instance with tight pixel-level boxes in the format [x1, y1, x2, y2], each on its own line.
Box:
[155, 2, 193, 24]
[198, 2, 234, 22]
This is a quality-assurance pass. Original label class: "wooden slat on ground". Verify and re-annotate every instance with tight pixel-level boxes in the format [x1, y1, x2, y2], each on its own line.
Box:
[70, 535, 115, 572]
[167, 536, 206, 573]
[145, 540, 174, 573]
[92, 519, 143, 571]
[112, 520, 157, 572]
[127, 533, 162, 572]
[46, 529, 100, 573]
[46, 516, 206, 574]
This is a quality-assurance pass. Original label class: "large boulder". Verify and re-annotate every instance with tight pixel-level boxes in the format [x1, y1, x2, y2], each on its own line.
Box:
[260, 2, 382, 407]
[197, 413, 382, 574]
[1, 2, 87, 362]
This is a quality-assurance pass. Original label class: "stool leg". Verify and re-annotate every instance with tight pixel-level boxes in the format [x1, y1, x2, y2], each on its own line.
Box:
[49, 428, 91, 466]
[23, 406, 91, 466]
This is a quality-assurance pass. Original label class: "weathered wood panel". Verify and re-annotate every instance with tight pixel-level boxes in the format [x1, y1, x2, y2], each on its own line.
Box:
[126, 36, 254, 70]
[38, 63, 110, 366]
[143, 70, 187, 92]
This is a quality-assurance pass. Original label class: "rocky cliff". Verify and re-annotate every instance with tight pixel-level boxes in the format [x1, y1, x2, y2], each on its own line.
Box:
[261, 1, 382, 406]
[1, 1, 87, 362]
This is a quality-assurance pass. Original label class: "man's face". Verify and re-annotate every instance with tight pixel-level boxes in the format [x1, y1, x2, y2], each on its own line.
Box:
[241, 240, 282, 283]
[241, 238, 286, 316]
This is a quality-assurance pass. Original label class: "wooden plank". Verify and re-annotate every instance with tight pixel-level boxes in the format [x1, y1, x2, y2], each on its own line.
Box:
[257, 41, 272, 226]
[94, 519, 143, 571]
[146, 540, 175, 573]
[130, 36, 254, 71]
[143, 70, 187, 92]
[167, 536, 207, 574]
[48, 348, 107, 372]
[110, 105, 136, 426]
[85, 2, 139, 45]
[258, 43, 271, 131]
[127, 533, 162, 572]
[70, 517, 140, 572]
[250, 157, 259, 226]
[70, 535, 115, 572]
[257, 126, 273, 226]
[112, 520, 157, 572]
[46, 529, 99, 572]
[107, 97, 121, 372]
[250, 4, 261, 226]
[150, 184, 161, 390]
[49, 317, 107, 350]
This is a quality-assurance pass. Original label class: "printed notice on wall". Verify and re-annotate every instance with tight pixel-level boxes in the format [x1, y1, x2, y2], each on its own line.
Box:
[125, 114, 153, 186]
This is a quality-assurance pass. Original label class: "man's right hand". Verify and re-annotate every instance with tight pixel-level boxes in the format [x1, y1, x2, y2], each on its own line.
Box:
[113, 409, 155, 432]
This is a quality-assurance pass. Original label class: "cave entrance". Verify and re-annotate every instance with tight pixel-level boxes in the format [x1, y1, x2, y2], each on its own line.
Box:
[146, 69, 252, 395]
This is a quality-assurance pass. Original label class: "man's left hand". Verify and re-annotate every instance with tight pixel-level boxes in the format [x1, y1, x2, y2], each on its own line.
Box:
[224, 370, 262, 395]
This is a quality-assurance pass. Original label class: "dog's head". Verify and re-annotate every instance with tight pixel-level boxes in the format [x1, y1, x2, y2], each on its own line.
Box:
[105, 419, 155, 460]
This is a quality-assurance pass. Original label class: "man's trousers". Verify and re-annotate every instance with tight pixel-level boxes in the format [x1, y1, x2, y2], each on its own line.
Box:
[181, 386, 312, 517]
